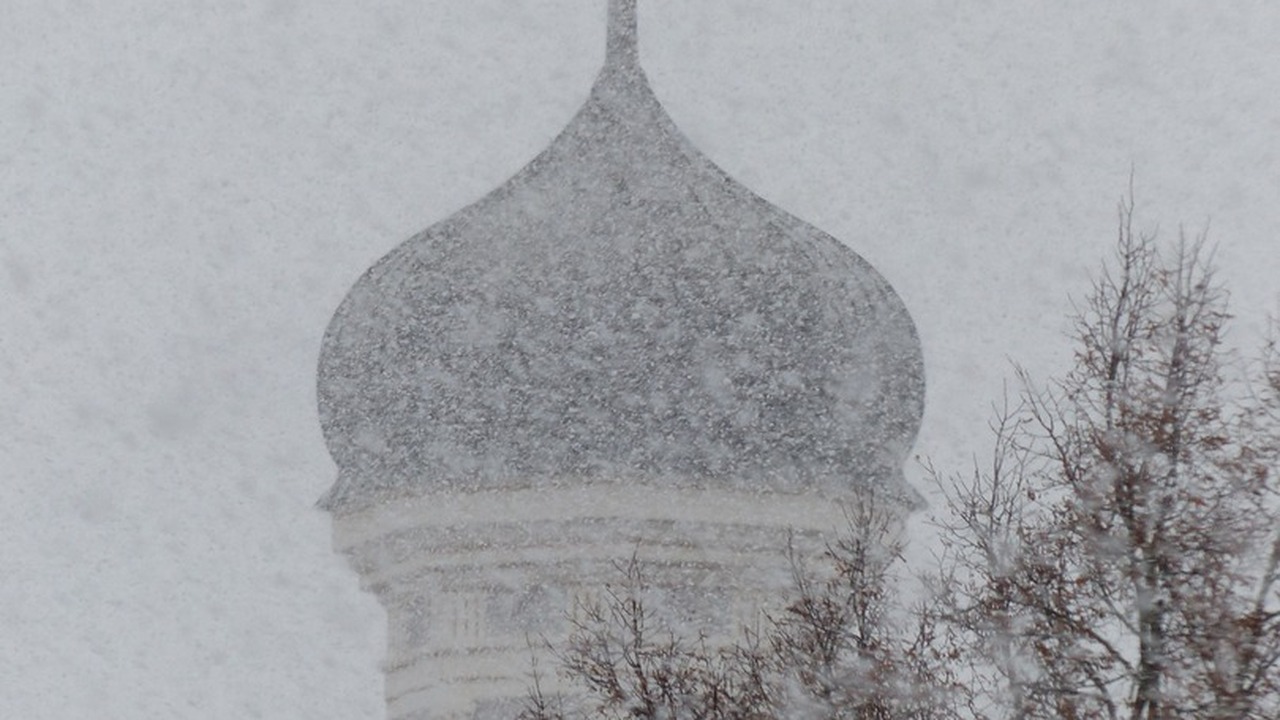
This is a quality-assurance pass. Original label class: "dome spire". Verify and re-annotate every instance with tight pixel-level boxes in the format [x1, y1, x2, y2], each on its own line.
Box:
[606, 0, 639, 68]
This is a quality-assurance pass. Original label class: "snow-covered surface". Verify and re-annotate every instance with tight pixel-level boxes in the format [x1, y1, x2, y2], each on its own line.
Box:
[2, 1, 1277, 717]
[317, 15, 923, 510]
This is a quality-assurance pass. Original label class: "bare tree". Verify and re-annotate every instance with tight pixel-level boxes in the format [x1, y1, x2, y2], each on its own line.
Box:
[765, 496, 964, 719]
[527, 195, 1279, 719]
[522, 493, 962, 720]
[928, 196, 1280, 719]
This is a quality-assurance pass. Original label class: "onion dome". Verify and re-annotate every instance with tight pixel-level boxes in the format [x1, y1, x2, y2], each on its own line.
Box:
[317, 0, 925, 510]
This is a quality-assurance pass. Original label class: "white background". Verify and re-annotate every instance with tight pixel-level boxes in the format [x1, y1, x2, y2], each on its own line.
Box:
[3, 1, 1277, 717]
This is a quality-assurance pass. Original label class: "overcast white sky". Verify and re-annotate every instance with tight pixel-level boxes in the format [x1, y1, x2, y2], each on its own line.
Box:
[3, 1, 1278, 717]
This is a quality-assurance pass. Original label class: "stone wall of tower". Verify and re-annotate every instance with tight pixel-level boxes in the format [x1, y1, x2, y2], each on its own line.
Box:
[330, 485, 862, 719]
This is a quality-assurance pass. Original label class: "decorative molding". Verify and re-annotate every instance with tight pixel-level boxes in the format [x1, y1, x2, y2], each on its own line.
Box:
[334, 484, 860, 548]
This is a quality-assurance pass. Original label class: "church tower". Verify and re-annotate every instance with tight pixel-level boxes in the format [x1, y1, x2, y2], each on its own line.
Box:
[316, 2, 925, 717]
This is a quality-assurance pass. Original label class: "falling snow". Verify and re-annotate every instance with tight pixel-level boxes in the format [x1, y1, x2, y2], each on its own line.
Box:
[3, 1, 1279, 718]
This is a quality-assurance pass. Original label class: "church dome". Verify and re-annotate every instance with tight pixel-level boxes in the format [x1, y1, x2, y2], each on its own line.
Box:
[316, 0, 924, 510]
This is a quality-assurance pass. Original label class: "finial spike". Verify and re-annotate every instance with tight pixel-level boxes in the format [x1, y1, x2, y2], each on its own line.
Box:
[607, 0, 639, 67]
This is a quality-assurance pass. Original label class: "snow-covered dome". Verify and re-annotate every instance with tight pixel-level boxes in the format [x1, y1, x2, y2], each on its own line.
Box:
[316, 0, 924, 510]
